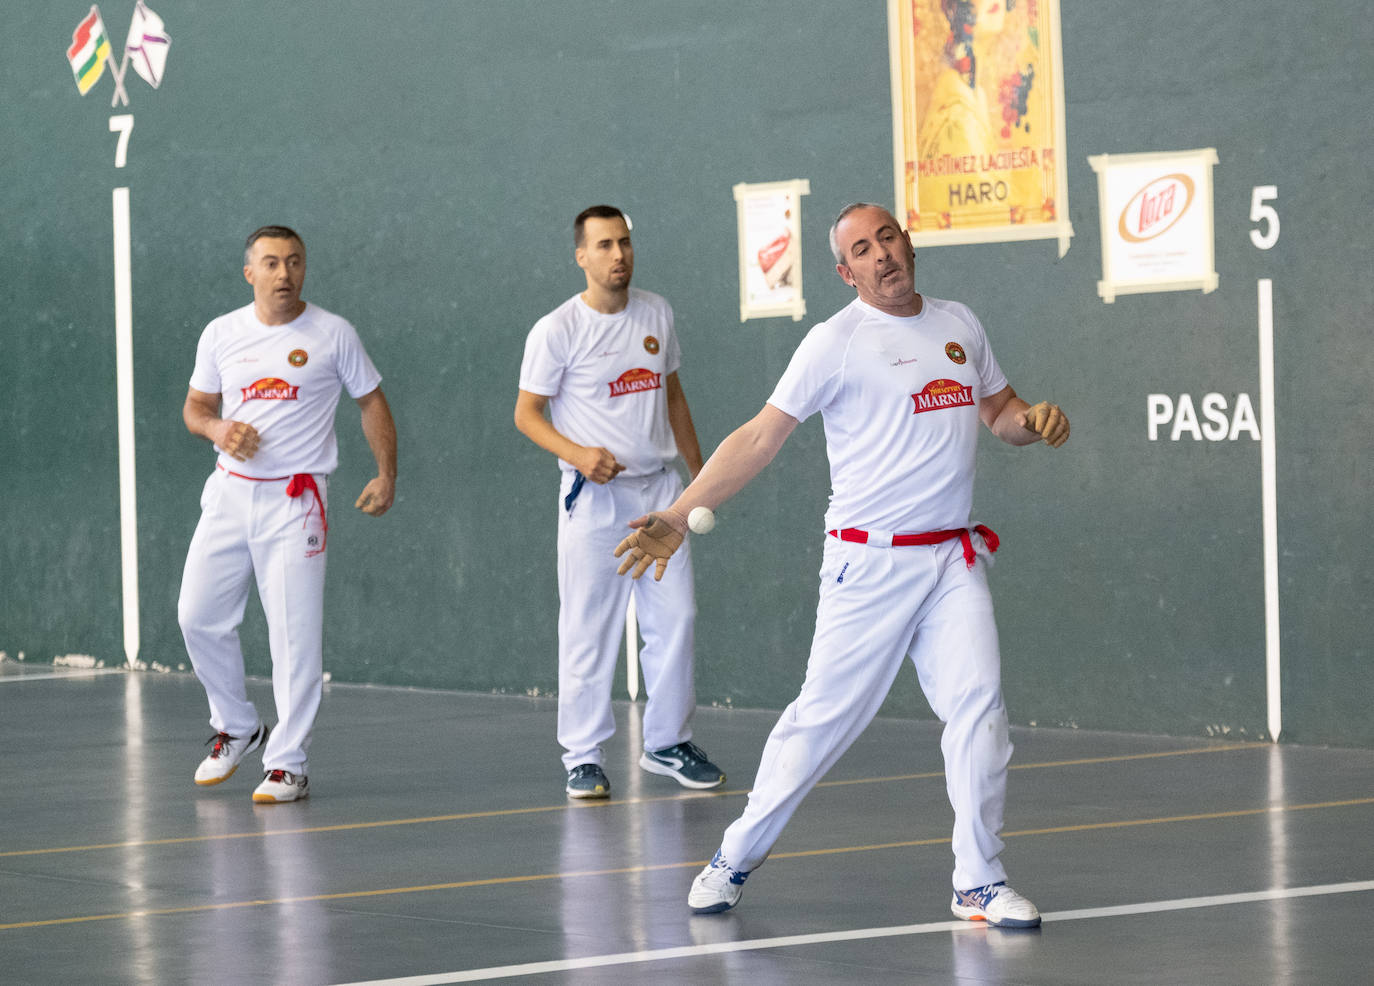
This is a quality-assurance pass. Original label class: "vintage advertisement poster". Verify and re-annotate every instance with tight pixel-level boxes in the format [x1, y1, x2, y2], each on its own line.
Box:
[734, 179, 810, 322]
[1088, 148, 1219, 303]
[889, 0, 1072, 254]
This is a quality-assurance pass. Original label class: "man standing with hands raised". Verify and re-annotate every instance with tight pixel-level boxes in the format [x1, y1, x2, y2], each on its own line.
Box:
[615, 203, 1068, 927]
[179, 225, 397, 804]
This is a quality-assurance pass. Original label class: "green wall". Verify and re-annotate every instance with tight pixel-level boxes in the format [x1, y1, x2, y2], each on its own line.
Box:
[4, 2, 1371, 746]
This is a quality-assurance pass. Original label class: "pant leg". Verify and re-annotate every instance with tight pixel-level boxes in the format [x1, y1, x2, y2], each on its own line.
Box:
[178, 471, 261, 738]
[630, 470, 698, 753]
[251, 476, 328, 776]
[556, 473, 632, 770]
[720, 538, 930, 872]
[908, 539, 1011, 891]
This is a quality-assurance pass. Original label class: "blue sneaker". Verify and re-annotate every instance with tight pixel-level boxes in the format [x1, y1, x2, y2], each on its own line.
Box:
[639, 741, 726, 789]
[688, 850, 749, 913]
[951, 882, 1041, 928]
[565, 763, 610, 799]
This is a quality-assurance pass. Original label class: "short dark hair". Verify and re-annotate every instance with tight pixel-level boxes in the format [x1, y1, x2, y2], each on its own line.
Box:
[574, 205, 626, 247]
[244, 225, 305, 265]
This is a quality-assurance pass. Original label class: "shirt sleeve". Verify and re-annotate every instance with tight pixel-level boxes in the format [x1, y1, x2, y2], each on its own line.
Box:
[518, 315, 566, 397]
[960, 304, 1009, 397]
[335, 318, 384, 399]
[188, 321, 221, 394]
[662, 299, 681, 376]
[766, 324, 844, 423]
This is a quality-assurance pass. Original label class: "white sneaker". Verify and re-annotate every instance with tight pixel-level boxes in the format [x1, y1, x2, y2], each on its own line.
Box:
[252, 769, 309, 804]
[687, 850, 749, 914]
[193, 724, 269, 786]
[951, 882, 1041, 928]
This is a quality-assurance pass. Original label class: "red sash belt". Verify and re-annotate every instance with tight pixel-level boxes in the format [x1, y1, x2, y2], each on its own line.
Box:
[286, 474, 327, 557]
[218, 464, 327, 557]
[827, 524, 999, 569]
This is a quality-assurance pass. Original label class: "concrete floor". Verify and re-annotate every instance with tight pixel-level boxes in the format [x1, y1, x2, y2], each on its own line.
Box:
[2, 663, 1371, 985]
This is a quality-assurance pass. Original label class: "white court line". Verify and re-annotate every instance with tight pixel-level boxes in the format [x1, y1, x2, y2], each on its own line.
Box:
[0, 668, 127, 684]
[1257, 278, 1281, 742]
[329, 880, 1374, 985]
[113, 186, 141, 667]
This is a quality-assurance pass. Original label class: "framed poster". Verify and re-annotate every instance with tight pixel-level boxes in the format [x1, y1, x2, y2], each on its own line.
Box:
[1088, 148, 1220, 302]
[888, 0, 1072, 254]
[734, 179, 810, 322]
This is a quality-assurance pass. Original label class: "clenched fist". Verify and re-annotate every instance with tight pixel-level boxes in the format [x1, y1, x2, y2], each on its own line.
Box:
[1018, 401, 1069, 448]
[216, 419, 260, 461]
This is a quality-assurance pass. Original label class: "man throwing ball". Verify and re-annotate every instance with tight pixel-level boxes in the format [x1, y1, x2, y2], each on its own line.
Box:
[615, 203, 1068, 927]
[178, 225, 397, 804]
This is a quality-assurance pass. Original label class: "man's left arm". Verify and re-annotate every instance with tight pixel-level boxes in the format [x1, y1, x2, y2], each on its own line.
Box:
[664, 371, 704, 478]
[355, 386, 398, 515]
[979, 384, 1069, 448]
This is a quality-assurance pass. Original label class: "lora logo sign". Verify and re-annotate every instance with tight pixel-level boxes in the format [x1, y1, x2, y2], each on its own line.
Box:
[1147, 393, 1260, 442]
[1119, 173, 1195, 243]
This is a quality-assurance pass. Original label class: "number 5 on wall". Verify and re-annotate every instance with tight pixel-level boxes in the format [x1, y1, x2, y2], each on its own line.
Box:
[1249, 185, 1279, 250]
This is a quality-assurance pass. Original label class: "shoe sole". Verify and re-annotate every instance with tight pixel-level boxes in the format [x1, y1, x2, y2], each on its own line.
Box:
[689, 899, 738, 915]
[638, 754, 726, 789]
[566, 786, 610, 799]
[253, 788, 308, 804]
[194, 765, 238, 786]
[951, 907, 1041, 929]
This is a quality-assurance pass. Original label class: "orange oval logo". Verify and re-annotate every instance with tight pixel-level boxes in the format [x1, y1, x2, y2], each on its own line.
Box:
[643, 336, 659, 355]
[945, 342, 967, 365]
[288, 349, 308, 367]
[1118, 173, 1195, 243]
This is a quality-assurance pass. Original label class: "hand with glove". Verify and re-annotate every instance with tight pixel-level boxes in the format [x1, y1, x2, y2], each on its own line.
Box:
[614, 510, 688, 581]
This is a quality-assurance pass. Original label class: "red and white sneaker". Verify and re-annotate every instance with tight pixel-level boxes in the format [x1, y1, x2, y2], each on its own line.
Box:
[951, 882, 1041, 928]
[193, 724, 269, 786]
[252, 769, 309, 804]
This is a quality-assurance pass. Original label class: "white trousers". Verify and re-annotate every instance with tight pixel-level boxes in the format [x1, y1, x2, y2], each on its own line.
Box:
[177, 468, 328, 775]
[720, 534, 1011, 890]
[556, 468, 697, 770]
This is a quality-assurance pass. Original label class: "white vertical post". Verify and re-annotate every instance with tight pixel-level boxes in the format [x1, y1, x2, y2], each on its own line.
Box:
[1258, 278, 1280, 741]
[625, 595, 640, 700]
[113, 187, 140, 666]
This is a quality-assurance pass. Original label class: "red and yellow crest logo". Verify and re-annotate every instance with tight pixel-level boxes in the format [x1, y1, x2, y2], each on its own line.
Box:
[945, 342, 967, 365]
[643, 335, 660, 355]
[288, 349, 308, 367]
[608, 368, 662, 398]
[911, 378, 974, 414]
[241, 377, 300, 401]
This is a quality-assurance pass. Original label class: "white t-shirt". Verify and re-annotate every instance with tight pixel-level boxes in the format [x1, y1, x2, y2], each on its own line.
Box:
[189, 302, 382, 477]
[767, 296, 1008, 533]
[519, 288, 682, 477]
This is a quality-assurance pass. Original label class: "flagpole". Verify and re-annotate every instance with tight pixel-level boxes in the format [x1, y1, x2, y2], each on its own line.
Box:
[107, 48, 129, 107]
[113, 187, 140, 667]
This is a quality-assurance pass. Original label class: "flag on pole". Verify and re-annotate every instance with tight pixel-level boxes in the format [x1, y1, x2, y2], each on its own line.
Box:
[67, 6, 112, 95]
[124, 1, 170, 88]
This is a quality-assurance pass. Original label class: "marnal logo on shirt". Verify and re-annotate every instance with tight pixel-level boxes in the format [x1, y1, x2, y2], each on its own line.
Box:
[242, 377, 300, 401]
[608, 368, 662, 398]
[911, 378, 973, 414]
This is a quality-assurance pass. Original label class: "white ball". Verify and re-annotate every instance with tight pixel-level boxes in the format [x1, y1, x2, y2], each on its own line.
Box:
[687, 506, 716, 535]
